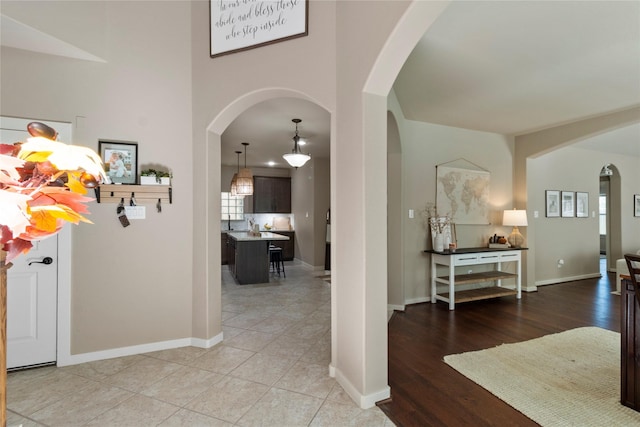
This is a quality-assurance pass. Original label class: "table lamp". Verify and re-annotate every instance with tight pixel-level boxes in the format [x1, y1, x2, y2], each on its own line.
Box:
[503, 209, 528, 248]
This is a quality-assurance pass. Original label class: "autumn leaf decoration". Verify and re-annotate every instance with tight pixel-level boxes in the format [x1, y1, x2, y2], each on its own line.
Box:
[0, 122, 106, 261]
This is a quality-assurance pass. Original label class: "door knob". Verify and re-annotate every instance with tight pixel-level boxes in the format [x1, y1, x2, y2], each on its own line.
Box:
[29, 256, 53, 266]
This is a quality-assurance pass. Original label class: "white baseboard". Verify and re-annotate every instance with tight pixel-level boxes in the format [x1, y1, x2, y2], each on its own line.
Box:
[404, 296, 431, 305]
[535, 272, 601, 287]
[191, 332, 224, 349]
[57, 333, 224, 367]
[387, 304, 405, 312]
[334, 367, 390, 409]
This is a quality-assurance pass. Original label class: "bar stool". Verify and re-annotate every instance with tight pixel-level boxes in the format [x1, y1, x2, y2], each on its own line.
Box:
[269, 245, 286, 277]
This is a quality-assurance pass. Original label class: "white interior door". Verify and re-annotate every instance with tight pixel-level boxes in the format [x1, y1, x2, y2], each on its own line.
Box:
[1, 116, 69, 369]
[7, 237, 59, 369]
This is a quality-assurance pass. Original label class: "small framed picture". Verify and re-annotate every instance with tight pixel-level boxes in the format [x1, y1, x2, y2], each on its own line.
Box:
[635, 194, 640, 217]
[545, 190, 560, 217]
[576, 192, 589, 218]
[561, 191, 575, 217]
[99, 140, 138, 184]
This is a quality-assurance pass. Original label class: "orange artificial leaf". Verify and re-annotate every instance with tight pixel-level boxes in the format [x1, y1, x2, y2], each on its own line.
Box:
[31, 204, 92, 225]
[36, 188, 94, 213]
[29, 208, 61, 232]
[65, 172, 88, 194]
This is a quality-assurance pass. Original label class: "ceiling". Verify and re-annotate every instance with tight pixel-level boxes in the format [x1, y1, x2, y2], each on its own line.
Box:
[3, 2, 639, 165]
[224, 1, 639, 167]
[394, 1, 640, 154]
[221, 98, 330, 168]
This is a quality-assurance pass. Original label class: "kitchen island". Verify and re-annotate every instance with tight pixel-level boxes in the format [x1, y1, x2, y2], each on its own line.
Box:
[226, 231, 290, 284]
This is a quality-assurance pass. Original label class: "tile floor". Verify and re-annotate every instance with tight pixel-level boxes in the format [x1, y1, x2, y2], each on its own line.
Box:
[7, 261, 395, 426]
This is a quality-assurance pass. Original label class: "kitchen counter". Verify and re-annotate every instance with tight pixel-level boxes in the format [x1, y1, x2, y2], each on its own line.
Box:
[226, 232, 290, 284]
[227, 231, 290, 242]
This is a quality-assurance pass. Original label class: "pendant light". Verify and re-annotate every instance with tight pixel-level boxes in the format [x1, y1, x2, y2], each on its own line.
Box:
[283, 118, 311, 168]
[236, 142, 253, 196]
[230, 150, 241, 196]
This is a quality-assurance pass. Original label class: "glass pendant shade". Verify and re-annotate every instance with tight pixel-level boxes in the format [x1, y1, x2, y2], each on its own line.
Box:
[230, 150, 241, 196]
[236, 168, 253, 195]
[230, 173, 238, 196]
[283, 152, 311, 168]
[236, 143, 253, 196]
[283, 118, 311, 168]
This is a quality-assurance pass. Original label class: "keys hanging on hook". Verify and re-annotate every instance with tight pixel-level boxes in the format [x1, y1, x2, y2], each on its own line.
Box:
[156, 198, 162, 213]
[117, 198, 130, 227]
[130, 192, 137, 206]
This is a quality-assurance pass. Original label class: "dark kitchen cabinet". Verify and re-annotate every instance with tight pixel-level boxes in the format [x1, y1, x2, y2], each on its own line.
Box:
[253, 176, 291, 213]
[221, 232, 228, 265]
[274, 231, 295, 261]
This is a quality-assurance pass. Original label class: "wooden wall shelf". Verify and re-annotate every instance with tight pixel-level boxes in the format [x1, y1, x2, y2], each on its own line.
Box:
[94, 184, 172, 204]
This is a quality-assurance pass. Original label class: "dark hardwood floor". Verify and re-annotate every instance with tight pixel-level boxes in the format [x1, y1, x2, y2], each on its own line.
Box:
[378, 268, 620, 427]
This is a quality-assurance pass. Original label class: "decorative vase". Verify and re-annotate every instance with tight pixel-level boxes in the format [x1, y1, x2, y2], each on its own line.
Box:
[434, 233, 444, 252]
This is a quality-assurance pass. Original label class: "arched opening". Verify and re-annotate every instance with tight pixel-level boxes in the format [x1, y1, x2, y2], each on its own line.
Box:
[198, 87, 332, 362]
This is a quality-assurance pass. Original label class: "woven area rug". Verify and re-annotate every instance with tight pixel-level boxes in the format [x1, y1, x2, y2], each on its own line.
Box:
[444, 327, 640, 426]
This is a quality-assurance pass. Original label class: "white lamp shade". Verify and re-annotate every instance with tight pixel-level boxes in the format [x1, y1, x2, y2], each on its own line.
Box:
[503, 209, 528, 227]
[283, 152, 311, 168]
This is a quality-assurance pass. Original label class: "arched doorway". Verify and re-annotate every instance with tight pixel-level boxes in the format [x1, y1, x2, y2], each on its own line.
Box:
[200, 87, 332, 362]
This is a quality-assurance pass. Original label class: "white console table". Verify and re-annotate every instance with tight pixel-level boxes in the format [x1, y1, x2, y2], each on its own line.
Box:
[426, 247, 526, 310]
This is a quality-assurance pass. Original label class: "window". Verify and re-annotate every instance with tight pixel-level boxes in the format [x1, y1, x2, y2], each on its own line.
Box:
[221, 192, 244, 220]
[599, 195, 606, 235]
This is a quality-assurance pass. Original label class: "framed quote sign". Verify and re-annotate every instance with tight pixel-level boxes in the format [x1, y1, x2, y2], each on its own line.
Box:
[210, 0, 309, 58]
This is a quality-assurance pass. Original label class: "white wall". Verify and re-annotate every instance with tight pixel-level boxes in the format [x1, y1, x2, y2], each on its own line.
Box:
[1, 1, 194, 355]
[388, 91, 515, 303]
[528, 144, 640, 284]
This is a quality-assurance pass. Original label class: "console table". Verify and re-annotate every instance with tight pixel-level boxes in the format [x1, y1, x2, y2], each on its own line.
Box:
[425, 247, 526, 310]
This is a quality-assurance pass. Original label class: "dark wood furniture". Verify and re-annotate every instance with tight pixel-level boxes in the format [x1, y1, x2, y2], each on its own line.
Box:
[273, 231, 295, 260]
[622, 253, 640, 411]
[226, 232, 289, 285]
[252, 176, 291, 213]
[221, 232, 228, 265]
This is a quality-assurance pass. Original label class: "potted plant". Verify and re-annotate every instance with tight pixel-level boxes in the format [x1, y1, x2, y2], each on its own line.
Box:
[140, 168, 172, 185]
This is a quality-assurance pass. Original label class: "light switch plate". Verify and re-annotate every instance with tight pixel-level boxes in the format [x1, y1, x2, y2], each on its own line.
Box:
[125, 206, 146, 219]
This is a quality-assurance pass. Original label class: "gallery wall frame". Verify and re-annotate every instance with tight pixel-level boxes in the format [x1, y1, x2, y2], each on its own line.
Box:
[561, 191, 575, 217]
[545, 190, 560, 217]
[99, 140, 138, 185]
[576, 192, 589, 218]
[210, 0, 309, 58]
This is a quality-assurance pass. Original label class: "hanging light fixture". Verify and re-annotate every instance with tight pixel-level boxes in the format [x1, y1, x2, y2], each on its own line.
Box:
[283, 118, 311, 168]
[230, 150, 241, 196]
[236, 142, 253, 196]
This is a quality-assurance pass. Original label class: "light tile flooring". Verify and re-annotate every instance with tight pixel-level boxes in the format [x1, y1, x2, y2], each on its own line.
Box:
[8, 261, 395, 426]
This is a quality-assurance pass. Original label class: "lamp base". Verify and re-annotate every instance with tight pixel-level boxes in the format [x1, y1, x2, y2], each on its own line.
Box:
[507, 227, 525, 248]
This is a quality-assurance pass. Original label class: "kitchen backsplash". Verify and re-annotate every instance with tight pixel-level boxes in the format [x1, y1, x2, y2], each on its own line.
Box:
[222, 213, 295, 231]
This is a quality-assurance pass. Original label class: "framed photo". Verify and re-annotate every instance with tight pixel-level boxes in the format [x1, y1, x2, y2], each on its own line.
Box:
[210, 0, 308, 58]
[99, 140, 138, 184]
[545, 190, 560, 217]
[635, 194, 640, 217]
[561, 191, 575, 217]
[576, 192, 589, 218]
